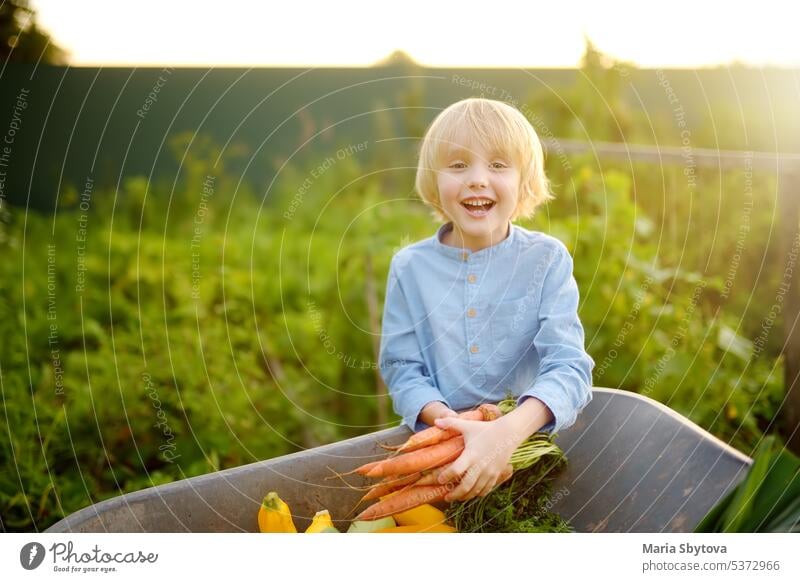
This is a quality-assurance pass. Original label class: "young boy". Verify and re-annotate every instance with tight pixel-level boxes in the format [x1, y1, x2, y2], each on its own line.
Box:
[378, 97, 594, 502]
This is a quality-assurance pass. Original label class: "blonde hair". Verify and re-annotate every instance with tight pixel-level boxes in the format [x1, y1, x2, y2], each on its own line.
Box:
[415, 97, 553, 222]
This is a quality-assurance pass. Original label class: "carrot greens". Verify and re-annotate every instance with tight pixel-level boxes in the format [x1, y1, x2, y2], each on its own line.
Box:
[445, 445, 570, 533]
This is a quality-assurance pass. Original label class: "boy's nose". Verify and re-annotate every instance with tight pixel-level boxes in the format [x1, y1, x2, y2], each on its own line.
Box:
[466, 169, 488, 189]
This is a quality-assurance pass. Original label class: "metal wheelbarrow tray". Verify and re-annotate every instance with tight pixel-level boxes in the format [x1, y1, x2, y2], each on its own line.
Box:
[46, 388, 752, 533]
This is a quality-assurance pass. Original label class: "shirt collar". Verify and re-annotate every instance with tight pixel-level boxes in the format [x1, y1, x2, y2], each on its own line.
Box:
[434, 221, 517, 261]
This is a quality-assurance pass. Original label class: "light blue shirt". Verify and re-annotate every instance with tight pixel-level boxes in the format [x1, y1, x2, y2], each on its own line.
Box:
[379, 221, 594, 433]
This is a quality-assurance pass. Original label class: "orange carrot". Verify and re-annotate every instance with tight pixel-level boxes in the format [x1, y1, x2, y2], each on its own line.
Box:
[393, 410, 480, 452]
[365, 436, 465, 479]
[361, 472, 422, 502]
[342, 458, 389, 478]
[354, 484, 451, 521]
[388, 403, 502, 454]
[414, 463, 453, 487]
[477, 403, 502, 421]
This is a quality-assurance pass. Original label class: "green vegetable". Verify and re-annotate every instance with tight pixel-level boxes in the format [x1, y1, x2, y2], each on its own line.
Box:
[347, 516, 395, 533]
[694, 435, 800, 532]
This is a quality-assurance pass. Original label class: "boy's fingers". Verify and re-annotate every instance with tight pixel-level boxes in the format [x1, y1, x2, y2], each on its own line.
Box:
[468, 474, 492, 499]
[438, 456, 468, 484]
[477, 477, 496, 498]
[498, 463, 513, 484]
[445, 469, 479, 502]
[471, 474, 495, 500]
[434, 417, 465, 432]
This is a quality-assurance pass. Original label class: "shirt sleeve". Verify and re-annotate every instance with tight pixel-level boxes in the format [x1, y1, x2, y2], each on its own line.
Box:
[379, 257, 450, 432]
[518, 244, 594, 433]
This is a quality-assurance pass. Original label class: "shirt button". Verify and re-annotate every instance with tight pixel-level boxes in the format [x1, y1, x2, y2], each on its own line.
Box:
[467, 274, 477, 283]
[467, 308, 477, 318]
[470, 344, 479, 354]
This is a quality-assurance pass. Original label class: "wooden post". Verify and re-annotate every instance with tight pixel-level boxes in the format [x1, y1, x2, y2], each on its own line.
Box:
[780, 163, 800, 454]
[364, 252, 389, 426]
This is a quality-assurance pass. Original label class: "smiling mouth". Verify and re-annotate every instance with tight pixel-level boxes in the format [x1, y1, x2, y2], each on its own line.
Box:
[461, 198, 495, 217]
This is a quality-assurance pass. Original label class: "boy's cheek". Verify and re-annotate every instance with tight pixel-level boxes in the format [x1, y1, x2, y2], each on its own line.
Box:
[438, 175, 461, 191]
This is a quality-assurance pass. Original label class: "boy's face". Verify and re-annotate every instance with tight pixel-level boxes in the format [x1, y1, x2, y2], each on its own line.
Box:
[436, 136, 521, 251]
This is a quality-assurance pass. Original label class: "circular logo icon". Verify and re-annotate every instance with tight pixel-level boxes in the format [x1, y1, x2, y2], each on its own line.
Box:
[20, 542, 46, 570]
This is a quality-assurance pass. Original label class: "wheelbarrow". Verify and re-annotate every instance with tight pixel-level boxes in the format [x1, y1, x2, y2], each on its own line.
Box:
[45, 388, 751, 533]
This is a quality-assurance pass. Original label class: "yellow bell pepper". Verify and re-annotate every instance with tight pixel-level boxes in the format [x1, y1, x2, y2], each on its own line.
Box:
[392, 503, 447, 527]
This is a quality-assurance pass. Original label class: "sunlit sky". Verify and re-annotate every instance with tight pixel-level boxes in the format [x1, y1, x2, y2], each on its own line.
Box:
[34, 0, 799, 68]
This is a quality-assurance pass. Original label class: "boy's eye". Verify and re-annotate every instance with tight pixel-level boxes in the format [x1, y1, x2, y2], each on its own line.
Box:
[448, 162, 507, 169]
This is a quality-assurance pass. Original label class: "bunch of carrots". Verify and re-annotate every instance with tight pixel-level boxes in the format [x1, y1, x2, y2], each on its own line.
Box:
[338, 404, 503, 522]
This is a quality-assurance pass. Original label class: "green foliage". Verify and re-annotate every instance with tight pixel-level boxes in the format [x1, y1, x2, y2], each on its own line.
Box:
[526, 166, 783, 452]
[0, 131, 438, 531]
[695, 436, 800, 532]
[531, 42, 786, 354]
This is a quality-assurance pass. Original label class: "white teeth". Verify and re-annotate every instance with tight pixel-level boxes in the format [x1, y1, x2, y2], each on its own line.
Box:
[463, 199, 494, 207]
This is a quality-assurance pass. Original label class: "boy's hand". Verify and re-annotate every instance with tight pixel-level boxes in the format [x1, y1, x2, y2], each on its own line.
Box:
[433, 416, 516, 501]
[434, 397, 553, 501]
[419, 401, 457, 426]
